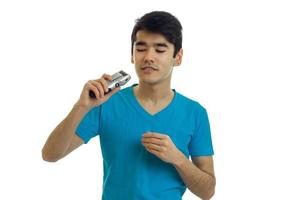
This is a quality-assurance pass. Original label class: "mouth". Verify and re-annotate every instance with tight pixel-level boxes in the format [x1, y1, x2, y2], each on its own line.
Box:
[141, 66, 158, 70]
[141, 66, 158, 74]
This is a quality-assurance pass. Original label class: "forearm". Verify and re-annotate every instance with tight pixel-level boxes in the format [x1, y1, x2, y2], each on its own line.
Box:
[173, 156, 216, 199]
[42, 103, 89, 161]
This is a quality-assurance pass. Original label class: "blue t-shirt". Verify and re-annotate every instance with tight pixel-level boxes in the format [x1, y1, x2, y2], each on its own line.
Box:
[76, 84, 214, 200]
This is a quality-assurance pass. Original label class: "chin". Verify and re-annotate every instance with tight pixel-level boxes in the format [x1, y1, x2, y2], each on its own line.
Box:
[140, 78, 163, 85]
[140, 79, 155, 84]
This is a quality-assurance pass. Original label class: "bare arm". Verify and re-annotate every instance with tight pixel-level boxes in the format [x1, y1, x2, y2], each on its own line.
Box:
[174, 156, 216, 200]
[42, 73, 120, 162]
[42, 103, 88, 162]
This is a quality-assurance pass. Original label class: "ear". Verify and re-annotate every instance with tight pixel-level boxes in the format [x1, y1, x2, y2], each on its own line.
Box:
[174, 48, 183, 66]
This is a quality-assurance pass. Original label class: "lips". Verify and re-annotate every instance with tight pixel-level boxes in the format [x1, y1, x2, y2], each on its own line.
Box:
[141, 66, 157, 74]
[141, 66, 158, 70]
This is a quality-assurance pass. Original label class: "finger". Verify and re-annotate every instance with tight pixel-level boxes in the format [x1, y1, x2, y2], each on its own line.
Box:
[90, 81, 104, 98]
[142, 138, 165, 146]
[146, 148, 161, 157]
[87, 82, 100, 99]
[145, 147, 160, 156]
[98, 78, 109, 93]
[90, 80, 104, 98]
[144, 143, 162, 152]
[102, 73, 113, 81]
[105, 86, 120, 98]
[143, 132, 167, 139]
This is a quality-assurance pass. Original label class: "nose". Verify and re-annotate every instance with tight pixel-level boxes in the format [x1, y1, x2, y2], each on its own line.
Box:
[143, 48, 155, 64]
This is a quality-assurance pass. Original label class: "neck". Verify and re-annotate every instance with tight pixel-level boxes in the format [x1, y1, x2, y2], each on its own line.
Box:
[134, 81, 173, 105]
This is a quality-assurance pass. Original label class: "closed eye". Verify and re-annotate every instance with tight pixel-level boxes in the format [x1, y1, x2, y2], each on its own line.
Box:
[136, 49, 166, 53]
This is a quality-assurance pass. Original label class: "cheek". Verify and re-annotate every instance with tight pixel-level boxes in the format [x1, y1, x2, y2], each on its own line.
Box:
[133, 54, 144, 64]
[161, 57, 175, 69]
[162, 53, 175, 64]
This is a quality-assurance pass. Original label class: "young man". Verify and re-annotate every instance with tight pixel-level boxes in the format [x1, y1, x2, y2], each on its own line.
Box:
[42, 11, 216, 200]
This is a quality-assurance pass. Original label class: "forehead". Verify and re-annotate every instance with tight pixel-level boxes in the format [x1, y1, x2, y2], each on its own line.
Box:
[135, 30, 172, 46]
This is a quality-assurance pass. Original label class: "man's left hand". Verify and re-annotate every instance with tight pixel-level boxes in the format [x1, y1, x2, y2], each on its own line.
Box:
[141, 132, 185, 165]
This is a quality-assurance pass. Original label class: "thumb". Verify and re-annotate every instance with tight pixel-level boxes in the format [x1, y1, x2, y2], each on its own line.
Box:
[106, 86, 121, 98]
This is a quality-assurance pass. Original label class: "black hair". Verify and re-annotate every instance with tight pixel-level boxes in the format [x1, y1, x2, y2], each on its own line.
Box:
[131, 11, 182, 58]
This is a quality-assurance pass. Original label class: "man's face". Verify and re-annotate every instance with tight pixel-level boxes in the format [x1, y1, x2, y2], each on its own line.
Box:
[132, 30, 183, 86]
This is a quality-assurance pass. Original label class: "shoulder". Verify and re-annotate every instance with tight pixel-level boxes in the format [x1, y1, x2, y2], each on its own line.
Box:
[103, 85, 131, 104]
[175, 90, 207, 113]
[99, 85, 132, 113]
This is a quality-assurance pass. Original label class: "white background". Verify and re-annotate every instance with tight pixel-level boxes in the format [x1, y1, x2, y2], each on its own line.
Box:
[0, 0, 299, 199]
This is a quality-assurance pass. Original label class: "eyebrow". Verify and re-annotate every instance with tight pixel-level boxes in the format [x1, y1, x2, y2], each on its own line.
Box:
[155, 43, 169, 48]
[135, 41, 147, 46]
[135, 41, 169, 48]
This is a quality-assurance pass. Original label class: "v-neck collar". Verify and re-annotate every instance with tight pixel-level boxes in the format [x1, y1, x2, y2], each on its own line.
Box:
[129, 83, 177, 121]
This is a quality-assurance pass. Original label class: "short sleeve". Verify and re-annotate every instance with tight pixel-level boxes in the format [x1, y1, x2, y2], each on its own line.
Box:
[75, 105, 102, 144]
[188, 104, 214, 156]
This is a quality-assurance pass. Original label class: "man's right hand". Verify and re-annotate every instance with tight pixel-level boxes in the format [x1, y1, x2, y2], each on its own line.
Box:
[76, 73, 121, 109]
